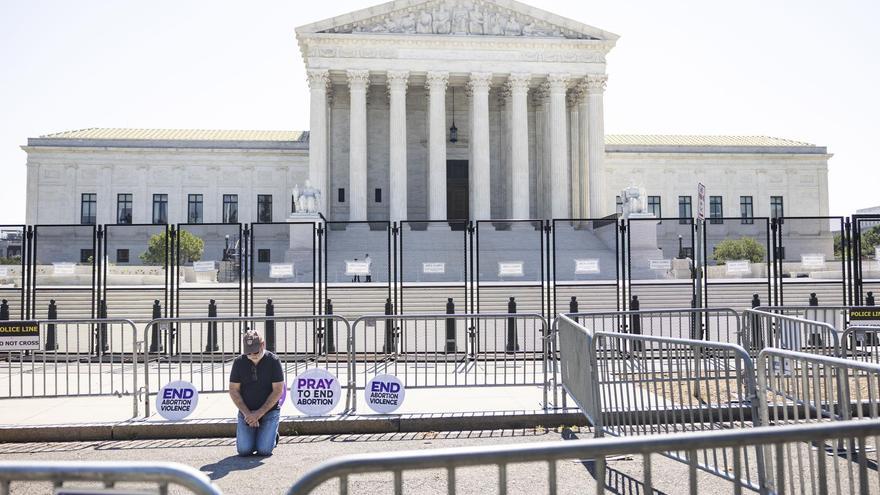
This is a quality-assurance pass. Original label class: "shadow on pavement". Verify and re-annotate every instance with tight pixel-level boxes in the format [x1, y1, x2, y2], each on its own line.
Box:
[200, 455, 265, 480]
[565, 430, 667, 495]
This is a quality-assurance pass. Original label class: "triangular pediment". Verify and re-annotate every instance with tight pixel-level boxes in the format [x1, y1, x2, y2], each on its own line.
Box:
[296, 0, 619, 41]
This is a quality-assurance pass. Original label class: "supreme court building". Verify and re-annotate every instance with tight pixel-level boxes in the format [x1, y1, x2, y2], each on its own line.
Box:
[24, 0, 831, 227]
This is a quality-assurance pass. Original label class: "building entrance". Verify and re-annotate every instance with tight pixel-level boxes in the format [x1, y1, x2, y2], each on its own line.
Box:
[446, 160, 469, 226]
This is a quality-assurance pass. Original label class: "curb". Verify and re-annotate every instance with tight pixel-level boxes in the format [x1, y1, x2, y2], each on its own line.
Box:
[1, 411, 588, 443]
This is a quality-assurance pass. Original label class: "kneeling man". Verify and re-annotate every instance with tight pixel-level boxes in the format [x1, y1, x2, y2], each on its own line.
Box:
[229, 330, 284, 456]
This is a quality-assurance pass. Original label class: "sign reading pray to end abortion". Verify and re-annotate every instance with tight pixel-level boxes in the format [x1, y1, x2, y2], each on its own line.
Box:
[291, 368, 341, 416]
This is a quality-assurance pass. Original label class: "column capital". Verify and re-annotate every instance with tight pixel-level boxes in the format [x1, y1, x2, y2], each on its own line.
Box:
[467, 72, 493, 94]
[306, 69, 330, 90]
[386, 70, 410, 91]
[567, 88, 584, 107]
[584, 74, 608, 94]
[347, 69, 370, 90]
[425, 71, 449, 92]
[506, 73, 531, 93]
[547, 73, 570, 94]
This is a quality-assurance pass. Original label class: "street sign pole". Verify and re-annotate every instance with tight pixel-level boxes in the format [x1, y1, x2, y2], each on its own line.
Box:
[695, 183, 706, 310]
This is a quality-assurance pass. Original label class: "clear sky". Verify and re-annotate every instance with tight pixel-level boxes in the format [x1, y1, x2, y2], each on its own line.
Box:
[1, 0, 878, 224]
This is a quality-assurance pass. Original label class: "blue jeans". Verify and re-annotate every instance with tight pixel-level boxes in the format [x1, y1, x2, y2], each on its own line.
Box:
[236, 409, 280, 456]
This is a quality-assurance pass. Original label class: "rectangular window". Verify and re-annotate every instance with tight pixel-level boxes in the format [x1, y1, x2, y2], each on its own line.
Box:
[80, 249, 94, 263]
[152, 194, 168, 225]
[709, 196, 723, 224]
[116, 194, 133, 224]
[647, 196, 661, 218]
[80, 193, 97, 225]
[223, 194, 238, 224]
[375, 188, 382, 203]
[338, 188, 346, 203]
[258, 249, 271, 263]
[678, 196, 692, 224]
[771, 196, 784, 219]
[257, 194, 273, 223]
[615, 195, 623, 215]
[740, 196, 754, 225]
[116, 249, 130, 263]
[187, 194, 203, 224]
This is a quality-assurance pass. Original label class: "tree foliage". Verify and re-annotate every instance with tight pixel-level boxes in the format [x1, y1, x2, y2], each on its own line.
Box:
[139, 230, 204, 265]
[712, 237, 766, 265]
[862, 225, 880, 257]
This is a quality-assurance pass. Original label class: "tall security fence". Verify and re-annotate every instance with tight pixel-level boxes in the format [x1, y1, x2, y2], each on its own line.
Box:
[2, 214, 878, 323]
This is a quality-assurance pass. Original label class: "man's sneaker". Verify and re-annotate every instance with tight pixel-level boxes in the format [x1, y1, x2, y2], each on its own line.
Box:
[275, 432, 280, 447]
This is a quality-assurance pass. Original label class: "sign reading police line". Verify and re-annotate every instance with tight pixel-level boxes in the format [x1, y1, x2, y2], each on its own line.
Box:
[291, 368, 340, 416]
[851, 308, 880, 325]
[0, 321, 40, 351]
[156, 380, 199, 421]
[365, 374, 405, 414]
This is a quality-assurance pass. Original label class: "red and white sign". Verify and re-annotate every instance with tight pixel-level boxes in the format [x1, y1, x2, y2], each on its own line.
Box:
[697, 183, 706, 221]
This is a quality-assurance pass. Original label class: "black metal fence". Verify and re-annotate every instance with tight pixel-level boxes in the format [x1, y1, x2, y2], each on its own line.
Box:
[2, 214, 877, 322]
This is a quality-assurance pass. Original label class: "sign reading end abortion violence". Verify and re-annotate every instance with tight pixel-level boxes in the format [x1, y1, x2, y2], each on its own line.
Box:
[366, 374, 405, 414]
[156, 380, 199, 421]
[292, 369, 341, 416]
[0, 321, 40, 351]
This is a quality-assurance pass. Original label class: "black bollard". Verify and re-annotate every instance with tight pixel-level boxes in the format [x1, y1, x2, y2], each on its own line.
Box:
[809, 293, 819, 306]
[867, 292, 875, 306]
[45, 300, 58, 350]
[0, 299, 8, 321]
[265, 299, 276, 352]
[569, 296, 579, 323]
[506, 297, 520, 353]
[807, 293, 822, 347]
[445, 298, 457, 353]
[751, 294, 761, 309]
[750, 294, 763, 350]
[205, 299, 219, 352]
[324, 298, 335, 353]
[383, 297, 395, 354]
[630, 295, 643, 350]
[95, 299, 109, 355]
[149, 300, 163, 353]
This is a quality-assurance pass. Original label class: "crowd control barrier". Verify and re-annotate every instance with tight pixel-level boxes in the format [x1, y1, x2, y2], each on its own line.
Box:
[742, 309, 840, 356]
[565, 307, 741, 344]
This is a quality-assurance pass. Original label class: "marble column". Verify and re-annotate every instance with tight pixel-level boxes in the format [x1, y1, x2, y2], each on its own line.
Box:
[347, 69, 370, 223]
[585, 75, 608, 218]
[548, 74, 570, 219]
[568, 90, 581, 219]
[577, 81, 590, 218]
[307, 69, 330, 215]
[508, 73, 531, 220]
[426, 71, 449, 222]
[387, 71, 409, 224]
[468, 72, 492, 220]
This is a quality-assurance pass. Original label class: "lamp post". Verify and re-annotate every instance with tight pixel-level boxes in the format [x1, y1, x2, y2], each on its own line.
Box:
[678, 234, 684, 259]
[224, 235, 230, 261]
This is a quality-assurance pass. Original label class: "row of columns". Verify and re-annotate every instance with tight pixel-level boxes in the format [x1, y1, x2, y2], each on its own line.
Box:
[307, 68, 608, 222]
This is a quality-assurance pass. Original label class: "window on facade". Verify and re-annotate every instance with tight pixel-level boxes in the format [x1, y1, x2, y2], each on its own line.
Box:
[80, 249, 94, 263]
[258, 249, 271, 263]
[678, 196, 692, 224]
[80, 193, 97, 225]
[375, 188, 382, 203]
[152, 194, 168, 225]
[647, 196, 661, 218]
[223, 194, 238, 224]
[116, 193, 133, 224]
[257, 194, 273, 223]
[771, 196, 784, 219]
[709, 196, 723, 224]
[338, 188, 346, 203]
[116, 249, 130, 263]
[615, 195, 623, 215]
[740, 196, 754, 225]
[187, 194, 203, 224]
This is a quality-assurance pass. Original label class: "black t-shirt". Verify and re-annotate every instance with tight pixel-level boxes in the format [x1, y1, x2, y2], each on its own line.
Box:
[229, 352, 285, 411]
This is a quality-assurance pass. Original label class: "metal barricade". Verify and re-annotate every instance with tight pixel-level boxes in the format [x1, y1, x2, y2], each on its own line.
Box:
[743, 309, 841, 356]
[287, 419, 880, 495]
[843, 325, 880, 363]
[350, 313, 548, 406]
[758, 348, 880, 426]
[555, 315, 600, 429]
[0, 318, 139, 417]
[756, 305, 854, 332]
[141, 315, 353, 416]
[566, 308, 741, 345]
[0, 460, 221, 495]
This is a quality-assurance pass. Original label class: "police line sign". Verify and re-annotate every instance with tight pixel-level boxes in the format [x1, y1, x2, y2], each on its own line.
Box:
[0, 321, 40, 351]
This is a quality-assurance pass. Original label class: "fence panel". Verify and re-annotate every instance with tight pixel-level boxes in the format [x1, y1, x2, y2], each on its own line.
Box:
[0, 318, 139, 415]
[323, 221, 392, 318]
[397, 220, 469, 314]
[742, 309, 840, 355]
[102, 223, 169, 321]
[351, 313, 546, 391]
[31, 225, 97, 320]
[174, 223, 243, 318]
[551, 218, 620, 315]
[249, 222, 318, 317]
[566, 308, 741, 345]
[843, 326, 880, 363]
[475, 220, 545, 315]
[776, 216, 847, 306]
[0, 226, 26, 321]
[626, 217, 696, 309]
[555, 315, 600, 429]
[703, 217, 771, 311]
[853, 215, 880, 305]
[142, 315, 352, 416]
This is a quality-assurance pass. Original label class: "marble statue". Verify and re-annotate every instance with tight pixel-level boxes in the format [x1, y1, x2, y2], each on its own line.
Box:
[452, 4, 469, 34]
[504, 16, 522, 36]
[468, 8, 484, 35]
[621, 185, 648, 218]
[433, 8, 451, 34]
[293, 180, 322, 214]
[400, 13, 416, 33]
[416, 11, 433, 34]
